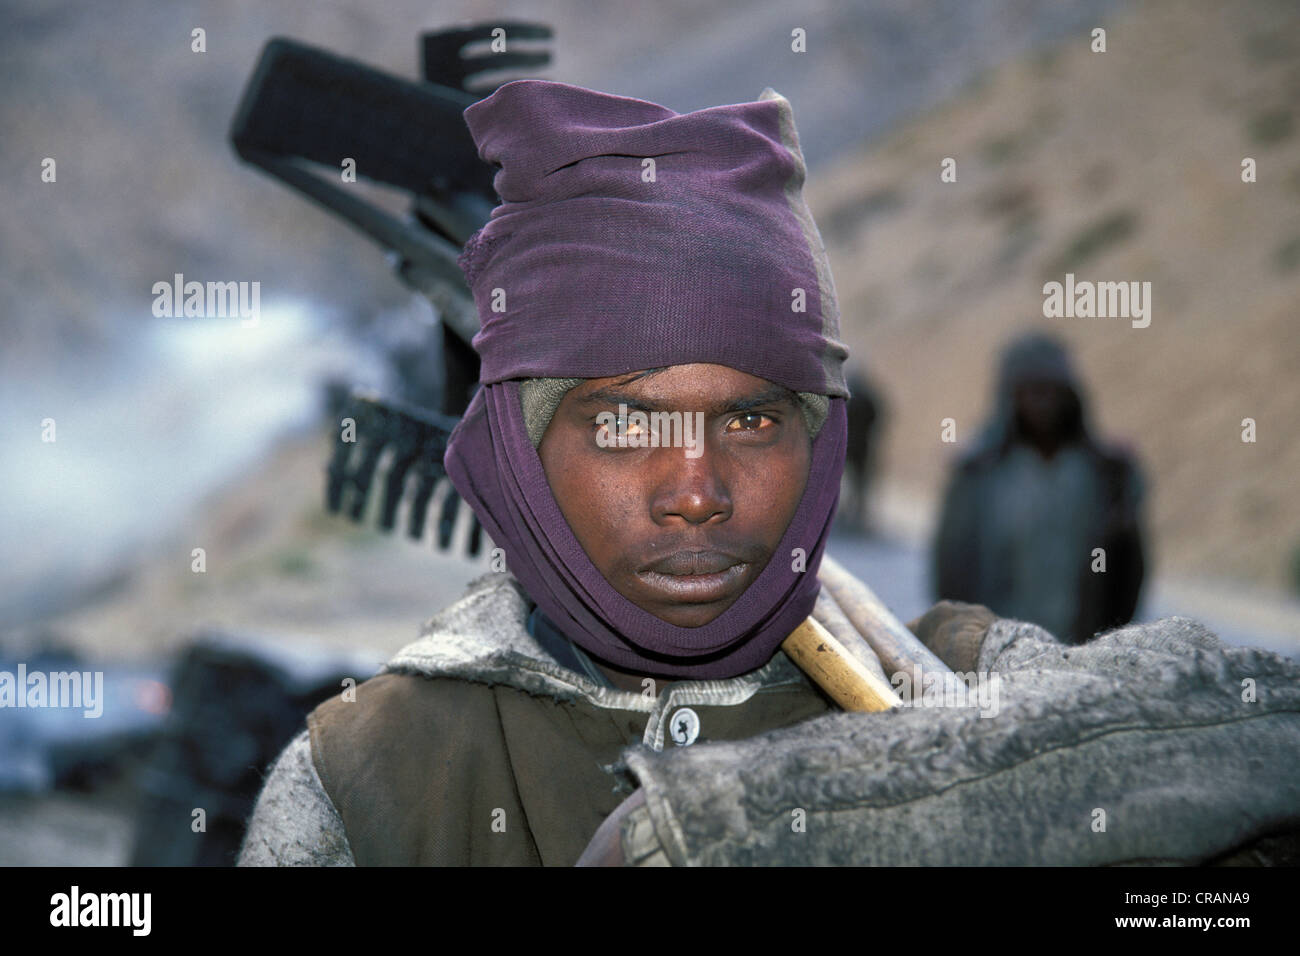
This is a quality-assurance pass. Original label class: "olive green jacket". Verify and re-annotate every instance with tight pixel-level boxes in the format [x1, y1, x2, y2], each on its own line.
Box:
[237, 570, 844, 865]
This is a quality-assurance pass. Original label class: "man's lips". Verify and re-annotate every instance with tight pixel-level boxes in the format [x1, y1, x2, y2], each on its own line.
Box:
[635, 550, 750, 605]
[641, 549, 743, 576]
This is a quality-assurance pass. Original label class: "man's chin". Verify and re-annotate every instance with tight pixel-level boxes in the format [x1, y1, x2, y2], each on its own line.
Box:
[629, 576, 752, 628]
[646, 603, 731, 628]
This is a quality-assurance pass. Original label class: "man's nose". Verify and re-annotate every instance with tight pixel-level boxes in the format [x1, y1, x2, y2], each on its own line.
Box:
[648, 447, 732, 525]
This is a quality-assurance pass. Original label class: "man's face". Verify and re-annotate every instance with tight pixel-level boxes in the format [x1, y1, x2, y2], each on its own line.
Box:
[1013, 378, 1073, 443]
[537, 363, 812, 629]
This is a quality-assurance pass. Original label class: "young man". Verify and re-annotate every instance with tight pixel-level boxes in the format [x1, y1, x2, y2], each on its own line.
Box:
[239, 80, 1300, 867]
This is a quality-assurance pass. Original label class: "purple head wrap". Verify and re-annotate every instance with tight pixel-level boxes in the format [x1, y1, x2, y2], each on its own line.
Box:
[444, 79, 850, 678]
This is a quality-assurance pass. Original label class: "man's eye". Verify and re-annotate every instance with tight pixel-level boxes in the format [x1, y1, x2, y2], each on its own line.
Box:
[594, 417, 649, 440]
[725, 413, 774, 432]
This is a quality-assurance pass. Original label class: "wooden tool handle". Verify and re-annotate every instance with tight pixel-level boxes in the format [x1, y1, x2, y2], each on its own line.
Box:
[782, 616, 902, 712]
[817, 554, 954, 681]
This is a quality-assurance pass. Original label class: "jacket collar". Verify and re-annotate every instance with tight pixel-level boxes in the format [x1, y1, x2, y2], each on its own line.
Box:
[380, 571, 814, 713]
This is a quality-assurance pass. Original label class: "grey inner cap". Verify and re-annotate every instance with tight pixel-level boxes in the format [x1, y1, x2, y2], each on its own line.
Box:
[520, 377, 829, 448]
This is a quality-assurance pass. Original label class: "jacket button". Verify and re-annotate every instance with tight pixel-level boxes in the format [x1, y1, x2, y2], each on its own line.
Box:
[668, 707, 700, 746]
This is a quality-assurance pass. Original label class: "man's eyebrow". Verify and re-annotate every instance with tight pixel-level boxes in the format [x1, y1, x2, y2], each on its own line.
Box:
[573, 385, 798, 415]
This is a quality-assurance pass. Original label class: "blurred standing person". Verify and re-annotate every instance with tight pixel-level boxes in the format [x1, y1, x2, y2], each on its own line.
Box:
[932, 332, 1146, 644]
[842, 369, 885, 534]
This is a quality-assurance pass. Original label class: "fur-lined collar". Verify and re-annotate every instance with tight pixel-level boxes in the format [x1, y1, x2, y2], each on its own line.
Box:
[379, 571, 816, 713]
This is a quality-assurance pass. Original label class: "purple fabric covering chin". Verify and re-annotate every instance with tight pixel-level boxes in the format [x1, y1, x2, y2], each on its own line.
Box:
[444, 79, 850, 678]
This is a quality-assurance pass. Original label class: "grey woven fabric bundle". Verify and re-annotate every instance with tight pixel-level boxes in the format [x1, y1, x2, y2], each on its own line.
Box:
[620, 616, 1300, 865]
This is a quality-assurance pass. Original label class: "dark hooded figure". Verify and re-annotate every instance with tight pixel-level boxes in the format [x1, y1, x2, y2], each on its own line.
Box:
[932, 332, 1146, 644]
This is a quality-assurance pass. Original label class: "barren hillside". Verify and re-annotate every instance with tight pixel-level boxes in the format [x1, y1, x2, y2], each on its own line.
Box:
[809, 0, 1300, 593]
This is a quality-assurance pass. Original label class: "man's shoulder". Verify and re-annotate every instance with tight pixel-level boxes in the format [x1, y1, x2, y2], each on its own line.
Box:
[299, 573, 525, 783]
[306, 569, 657, 761]
[308, 670, 497, 741]
[383, 569, 546, 679]
[417, 568, 534, 640]
[378, 570, 669, 708]
[305, 671, 503, 805]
